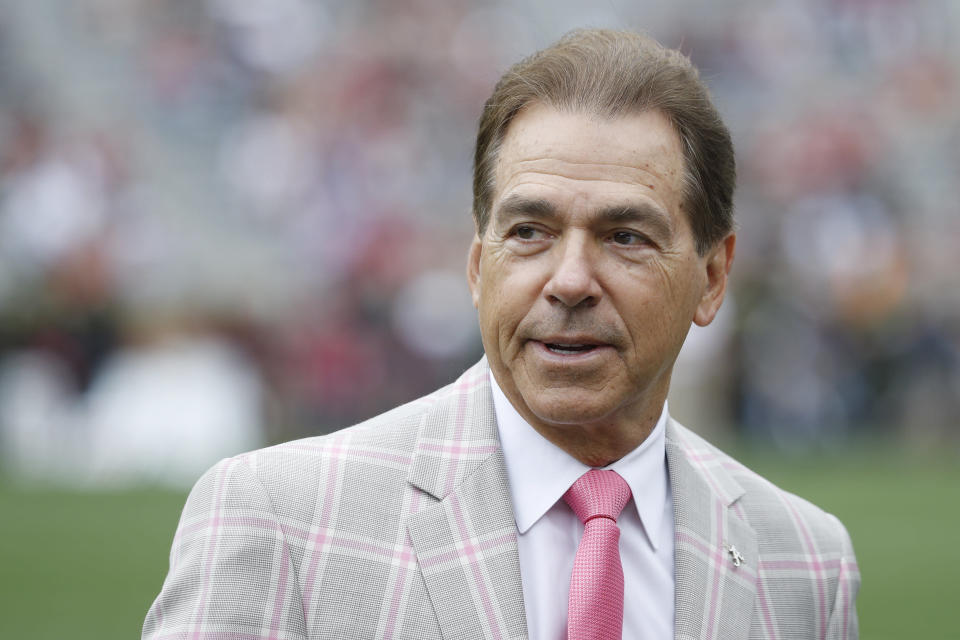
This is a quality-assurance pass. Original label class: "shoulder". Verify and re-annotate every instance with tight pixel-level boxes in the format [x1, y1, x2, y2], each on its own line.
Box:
[192, 358, 493, 516]
[667, 420, 854, 554]
[201, 385, 438, 508]
[667, 421, 860, 635]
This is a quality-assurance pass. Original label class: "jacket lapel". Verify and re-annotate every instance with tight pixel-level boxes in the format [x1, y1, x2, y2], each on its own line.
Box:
[406, 360, 528, 640]
[404, 363, 759, 640]
[667, 420, 758, 640]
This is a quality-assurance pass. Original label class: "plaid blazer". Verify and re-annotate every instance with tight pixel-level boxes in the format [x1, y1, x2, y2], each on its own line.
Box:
[144, 359, 859, 639]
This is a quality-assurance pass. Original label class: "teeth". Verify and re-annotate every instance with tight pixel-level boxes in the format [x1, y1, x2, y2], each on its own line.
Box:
[546, 343, 595, 354]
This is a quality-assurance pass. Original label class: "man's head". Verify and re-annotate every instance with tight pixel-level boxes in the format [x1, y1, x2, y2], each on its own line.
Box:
[467, 29, 736, 466]
[472, 28, 735, 256]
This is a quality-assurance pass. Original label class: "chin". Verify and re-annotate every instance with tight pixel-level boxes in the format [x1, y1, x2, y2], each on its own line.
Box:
[525, 392, 619, 427]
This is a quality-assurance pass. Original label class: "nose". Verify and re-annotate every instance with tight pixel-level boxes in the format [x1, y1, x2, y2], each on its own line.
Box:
[543, 233, 602, 308]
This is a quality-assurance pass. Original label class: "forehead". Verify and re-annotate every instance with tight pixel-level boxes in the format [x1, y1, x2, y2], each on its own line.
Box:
[492, 103, 686, 218]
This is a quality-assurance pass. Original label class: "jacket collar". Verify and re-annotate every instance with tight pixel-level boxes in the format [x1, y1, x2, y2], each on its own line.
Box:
[405, 360, 758, 640]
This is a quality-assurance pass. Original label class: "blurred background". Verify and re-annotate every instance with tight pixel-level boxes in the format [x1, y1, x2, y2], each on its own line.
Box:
[0, 0, 957, 638]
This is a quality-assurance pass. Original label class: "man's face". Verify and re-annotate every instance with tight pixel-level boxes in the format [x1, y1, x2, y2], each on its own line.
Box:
[468, 103, 733, 454]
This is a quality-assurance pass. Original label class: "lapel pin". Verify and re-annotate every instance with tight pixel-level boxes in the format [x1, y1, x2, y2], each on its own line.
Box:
[726, 544, 744, 568]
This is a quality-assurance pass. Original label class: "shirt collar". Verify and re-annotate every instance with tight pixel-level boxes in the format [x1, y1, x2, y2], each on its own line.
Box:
[490, 371, 670, 550]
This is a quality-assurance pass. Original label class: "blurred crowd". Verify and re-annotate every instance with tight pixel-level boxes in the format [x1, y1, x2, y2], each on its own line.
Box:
[0, 0, 957, 485]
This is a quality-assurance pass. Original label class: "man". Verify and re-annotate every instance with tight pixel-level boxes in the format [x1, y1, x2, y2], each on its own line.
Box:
[144, 29, 859, 639]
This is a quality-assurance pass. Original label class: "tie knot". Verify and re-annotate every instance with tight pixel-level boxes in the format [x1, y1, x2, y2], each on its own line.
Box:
[563, 469, 632, 524]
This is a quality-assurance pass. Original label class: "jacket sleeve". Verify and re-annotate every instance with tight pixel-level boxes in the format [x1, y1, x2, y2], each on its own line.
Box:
[143, 456, 307, 640]
[825, 514, 860, 640]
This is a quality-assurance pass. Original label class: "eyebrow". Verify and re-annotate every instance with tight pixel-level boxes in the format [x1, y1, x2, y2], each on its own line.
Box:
[496, 194, 557, 221]
[496, 194, 673, 240]
[596, 203, 673, 240]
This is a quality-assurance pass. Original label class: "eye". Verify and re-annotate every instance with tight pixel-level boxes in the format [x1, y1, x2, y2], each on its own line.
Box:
[511, 225, 546, 241]
[610, 230, 647, 246]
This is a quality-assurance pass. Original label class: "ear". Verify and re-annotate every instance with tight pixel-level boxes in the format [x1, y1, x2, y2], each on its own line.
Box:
[466, 234, 483, 308]
[693, 232, 735, 327]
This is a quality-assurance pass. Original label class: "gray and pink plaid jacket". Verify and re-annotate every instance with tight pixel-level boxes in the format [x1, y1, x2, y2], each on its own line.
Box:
[144, 359, 859, 639]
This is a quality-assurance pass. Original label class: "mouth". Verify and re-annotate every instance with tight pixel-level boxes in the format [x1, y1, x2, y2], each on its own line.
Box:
[543, 342, 600, 355]
[531, 336, 613, 360]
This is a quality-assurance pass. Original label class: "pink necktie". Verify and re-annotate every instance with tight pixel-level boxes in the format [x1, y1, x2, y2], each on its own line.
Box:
[563, 469, 632, 640]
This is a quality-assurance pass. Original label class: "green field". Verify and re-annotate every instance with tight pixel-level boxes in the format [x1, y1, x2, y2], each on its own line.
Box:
[740, 448, 960, 640]
[1, 449, 957, 639]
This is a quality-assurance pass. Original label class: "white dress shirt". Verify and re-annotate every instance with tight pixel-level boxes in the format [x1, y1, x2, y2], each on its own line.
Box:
[491, 372, 675, 640]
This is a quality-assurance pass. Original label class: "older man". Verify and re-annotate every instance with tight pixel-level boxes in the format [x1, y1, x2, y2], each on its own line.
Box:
[145, 29, 859, 640]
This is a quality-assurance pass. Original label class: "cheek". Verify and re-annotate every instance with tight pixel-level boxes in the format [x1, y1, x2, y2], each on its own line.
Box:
[489, 294, 526, 347]
[481, 257, 540, 316]
[649, 257, 704, 315]
[618, 272, 696, 353]
[476, 271, 522, 345]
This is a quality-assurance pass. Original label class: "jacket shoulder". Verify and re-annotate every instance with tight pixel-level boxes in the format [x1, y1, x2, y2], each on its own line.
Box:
[668, 421, 853, 553]
[209, 359, 494, 516]
[247, 357, 491, 468]
[666, 422, 860, 637]
[225, 381, 447, 504]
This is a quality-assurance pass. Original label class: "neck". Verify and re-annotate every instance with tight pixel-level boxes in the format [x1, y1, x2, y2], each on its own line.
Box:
[527, 403, 664, 467]
[488, 364, 672, 467]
